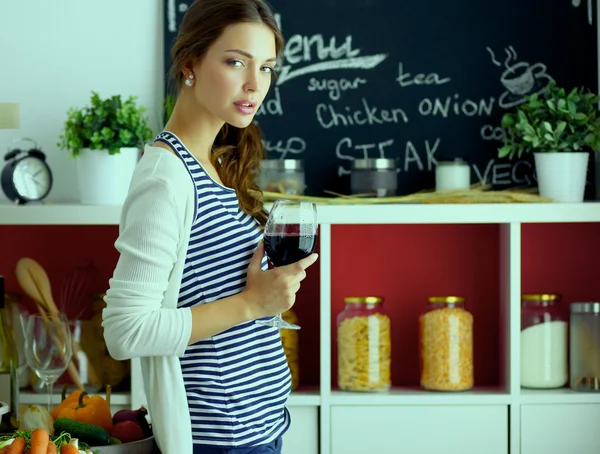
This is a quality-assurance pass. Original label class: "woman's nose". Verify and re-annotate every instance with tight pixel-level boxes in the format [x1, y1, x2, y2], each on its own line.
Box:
[244, 73, 260, 93]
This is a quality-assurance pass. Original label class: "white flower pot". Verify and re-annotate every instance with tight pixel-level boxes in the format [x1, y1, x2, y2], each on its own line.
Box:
[534, 152, 589, 203]
[76, 147, 140, 205]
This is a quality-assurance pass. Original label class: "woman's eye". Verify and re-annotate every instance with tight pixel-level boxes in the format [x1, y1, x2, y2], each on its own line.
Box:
[261, 66, 274, 73]
[227, 60, 243, 67]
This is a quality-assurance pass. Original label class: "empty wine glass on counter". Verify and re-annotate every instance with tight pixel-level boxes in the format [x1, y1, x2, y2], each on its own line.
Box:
[23, 313, 73, 410]
[255, 200, 318, 330]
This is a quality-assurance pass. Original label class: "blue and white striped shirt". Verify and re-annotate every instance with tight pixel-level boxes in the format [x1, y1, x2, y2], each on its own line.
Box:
[154, 132, 291, 448]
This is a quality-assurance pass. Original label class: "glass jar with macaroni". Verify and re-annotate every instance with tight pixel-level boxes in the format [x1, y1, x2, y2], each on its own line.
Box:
[336, 296, 391, 392]
[280, 309, 300, 390]
[420, 296, 474, 391]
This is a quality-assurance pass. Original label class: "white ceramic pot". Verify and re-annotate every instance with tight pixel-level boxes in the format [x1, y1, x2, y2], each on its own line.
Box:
[534, 152, 590, 203]
[76, 147, 140, 205]
[595, 151, 600, 200]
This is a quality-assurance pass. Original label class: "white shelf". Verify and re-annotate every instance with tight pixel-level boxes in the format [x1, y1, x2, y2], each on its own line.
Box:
[0, 202, 122, 225]
[330, 388, 511, 406]
[287, 391, 321, 406]
[19, 390, 131, 406]
[2, 202, 600, 225]
[520, 388, 600, 405]
[315, 202, 600, 224]
[18, 390, 317, 408]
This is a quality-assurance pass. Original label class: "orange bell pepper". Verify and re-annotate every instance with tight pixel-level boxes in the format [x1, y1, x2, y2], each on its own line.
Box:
[51, 387, 85, 421]
[54, 391, 113, 431]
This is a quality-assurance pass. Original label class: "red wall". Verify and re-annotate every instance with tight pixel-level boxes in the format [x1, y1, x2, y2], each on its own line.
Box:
[331, 224, 501, 388]
[2, 221, 600, 392]
[0, 225, 322, 389]
[522, 223, 600, 304]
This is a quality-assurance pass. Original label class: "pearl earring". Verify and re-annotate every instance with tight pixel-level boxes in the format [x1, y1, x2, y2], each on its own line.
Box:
[185, 73, 195, 87]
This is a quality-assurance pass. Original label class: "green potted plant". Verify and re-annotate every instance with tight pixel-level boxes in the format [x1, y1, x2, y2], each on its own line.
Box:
[498, 79, 600, 202]
[57, 91, 153, 205]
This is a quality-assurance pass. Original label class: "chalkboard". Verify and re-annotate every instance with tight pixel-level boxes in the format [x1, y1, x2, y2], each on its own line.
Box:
[163, 0, 598, 197]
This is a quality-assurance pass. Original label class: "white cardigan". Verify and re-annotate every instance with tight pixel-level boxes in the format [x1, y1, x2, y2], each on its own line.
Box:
[102, 144, 197, 454]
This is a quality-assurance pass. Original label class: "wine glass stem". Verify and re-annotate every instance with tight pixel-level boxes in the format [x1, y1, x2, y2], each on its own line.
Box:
[46, 380, 53, 411]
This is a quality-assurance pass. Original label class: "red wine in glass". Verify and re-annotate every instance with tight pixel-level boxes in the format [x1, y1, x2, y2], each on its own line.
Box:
[255, 200, 318, 330]
[264, 226, 317, 267]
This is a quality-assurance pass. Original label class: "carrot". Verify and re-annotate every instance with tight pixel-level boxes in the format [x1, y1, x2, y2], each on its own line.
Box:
[6, 437, 26, 454]
[58, 445, 79, 454]
[44, 443, 57, 454]
[29, 429, 49, 454]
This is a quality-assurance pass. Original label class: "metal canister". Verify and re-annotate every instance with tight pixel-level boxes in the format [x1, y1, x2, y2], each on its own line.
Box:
[350, 158, 397, 197]
[259, 159, 305, 195]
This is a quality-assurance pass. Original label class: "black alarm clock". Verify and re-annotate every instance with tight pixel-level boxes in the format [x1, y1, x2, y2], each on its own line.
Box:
[1, 138, 53, 204]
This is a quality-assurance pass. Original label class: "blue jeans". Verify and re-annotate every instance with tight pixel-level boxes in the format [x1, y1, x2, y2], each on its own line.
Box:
[192, 437, 283, 454]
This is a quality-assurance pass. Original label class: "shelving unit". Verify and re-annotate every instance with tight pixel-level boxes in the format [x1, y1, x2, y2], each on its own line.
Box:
[3, 201, 600, 454]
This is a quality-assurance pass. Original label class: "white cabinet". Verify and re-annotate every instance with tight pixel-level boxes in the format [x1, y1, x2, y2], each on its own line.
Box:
[331, 405, 508, 454]
[282, 406, 319, 454]
[521, 404, 600, 454]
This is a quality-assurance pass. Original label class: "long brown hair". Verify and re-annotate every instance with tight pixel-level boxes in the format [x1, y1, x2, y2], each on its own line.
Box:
[169, 0, 284, 226]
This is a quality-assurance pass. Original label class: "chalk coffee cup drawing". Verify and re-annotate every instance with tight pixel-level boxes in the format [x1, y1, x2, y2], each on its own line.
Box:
[500, 62, 545, 95]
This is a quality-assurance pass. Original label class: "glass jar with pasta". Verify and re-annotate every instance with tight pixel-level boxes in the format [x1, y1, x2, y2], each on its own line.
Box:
[280, 309, 300, 390]
[420, 296, 473, 391]
[337, 296, 391, 392]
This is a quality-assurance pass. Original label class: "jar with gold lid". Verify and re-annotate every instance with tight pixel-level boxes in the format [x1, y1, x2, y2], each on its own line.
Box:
[420, 296, 473, 391]
[280, 309, 299, 390]
[337, 296, 391, 392]
[521, 293, 568, 389]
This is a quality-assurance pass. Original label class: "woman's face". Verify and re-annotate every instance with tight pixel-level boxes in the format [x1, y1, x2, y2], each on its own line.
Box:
[190, 21, 277, 129]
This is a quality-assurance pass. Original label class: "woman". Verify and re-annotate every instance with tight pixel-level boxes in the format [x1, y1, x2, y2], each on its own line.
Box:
[102, 1, 318, 453]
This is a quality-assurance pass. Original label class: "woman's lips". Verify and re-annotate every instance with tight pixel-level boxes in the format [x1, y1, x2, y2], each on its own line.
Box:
[234, 101, 256, 115]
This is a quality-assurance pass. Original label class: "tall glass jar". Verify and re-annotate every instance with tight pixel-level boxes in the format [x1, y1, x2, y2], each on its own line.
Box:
[570, 302, 600, 391]
[280, 309, 299, 391]
[520, 293, 568, 388]
[420, 296, 473, 391]
[337, 296, 391, 392]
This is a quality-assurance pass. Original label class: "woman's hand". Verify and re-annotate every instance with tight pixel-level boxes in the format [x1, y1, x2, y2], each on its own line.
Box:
[243, 241, 318, 319]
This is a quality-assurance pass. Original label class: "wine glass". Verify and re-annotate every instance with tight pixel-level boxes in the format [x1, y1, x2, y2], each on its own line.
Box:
[23, 313, 73, 410]
[255, 200, 318, 330]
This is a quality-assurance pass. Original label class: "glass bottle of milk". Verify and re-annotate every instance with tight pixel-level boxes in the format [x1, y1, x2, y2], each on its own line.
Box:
[521, 294, 568, 389]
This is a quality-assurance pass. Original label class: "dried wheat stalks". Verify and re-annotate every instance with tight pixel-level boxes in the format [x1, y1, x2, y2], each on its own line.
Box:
[253, 184, 552, 205]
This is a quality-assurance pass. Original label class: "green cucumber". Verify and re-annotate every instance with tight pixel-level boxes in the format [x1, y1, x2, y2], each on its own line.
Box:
[54, 418, 111, 446]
